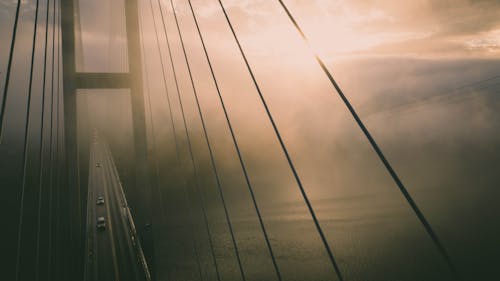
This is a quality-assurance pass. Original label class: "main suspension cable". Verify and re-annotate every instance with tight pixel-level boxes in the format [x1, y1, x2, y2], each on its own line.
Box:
[138, 0, 168, 225]
[145, 0, 205, 279]
[46, 0, 58, 276]
[34, 0, 53, 278]
[217, 1, 344, 280]
[181, 2, 285, 280]
[0, 0, 22, 141]
[184, 1, 255, 280]
[15, 0, 43, 279]
[157, 0, 224, 279]
[47, 0, 61, 280]
[276, 1, 459, 278]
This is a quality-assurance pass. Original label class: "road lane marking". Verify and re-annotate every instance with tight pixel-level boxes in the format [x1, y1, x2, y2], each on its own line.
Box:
[100, 143, 121, 281]
[103, 146, 132, 279]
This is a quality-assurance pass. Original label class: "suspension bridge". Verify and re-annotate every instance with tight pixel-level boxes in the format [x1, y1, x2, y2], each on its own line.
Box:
[1, 0, 499, 281]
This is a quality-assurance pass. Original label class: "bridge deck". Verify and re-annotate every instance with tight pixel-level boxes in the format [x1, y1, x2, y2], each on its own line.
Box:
[84, 132, 150, 281]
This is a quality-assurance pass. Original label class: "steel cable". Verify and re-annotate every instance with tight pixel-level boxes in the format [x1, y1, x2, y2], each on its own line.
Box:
[155, 0, 224, 279]
[217, 1, 344, 280]
[34, 0, 53, 279]
[276, 1, 459, 279]
[0, 0, 22, 140]
[48, 0, 61, 277]
[145, 0, 205, 279]
[15, 0, 43, 279]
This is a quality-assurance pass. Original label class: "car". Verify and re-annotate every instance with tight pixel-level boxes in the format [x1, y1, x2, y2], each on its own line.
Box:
[97, 217, 106, 230]
[96, 196, 104, 205]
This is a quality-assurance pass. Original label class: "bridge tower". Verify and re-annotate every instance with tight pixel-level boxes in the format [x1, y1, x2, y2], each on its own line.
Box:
[60, 0, 154, 279]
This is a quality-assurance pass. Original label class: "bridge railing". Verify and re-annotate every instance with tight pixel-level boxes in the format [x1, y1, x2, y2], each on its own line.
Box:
[104, 143, 152, 281]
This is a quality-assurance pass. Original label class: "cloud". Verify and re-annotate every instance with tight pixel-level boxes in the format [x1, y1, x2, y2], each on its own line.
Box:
[328, 0, 500, 57]
[188, 0, 500, 58]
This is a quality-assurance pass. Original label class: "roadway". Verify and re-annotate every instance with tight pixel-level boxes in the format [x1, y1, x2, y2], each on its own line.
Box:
[84, 130, 150, 281]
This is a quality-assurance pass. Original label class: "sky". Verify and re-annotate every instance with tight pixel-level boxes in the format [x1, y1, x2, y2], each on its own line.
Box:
[192, 0, 500, 59]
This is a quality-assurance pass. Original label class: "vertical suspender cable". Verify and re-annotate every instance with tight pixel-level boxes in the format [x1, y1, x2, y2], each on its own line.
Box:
[138, 0, 168, 227]
[216, 1, 345, 280]
[15, 0, 42, 279]
[0, 0, 22, 140]
[46, 0, 58, 277]
[49, 3, 65, 274]
[48, 0, 60, 277]
[139, 8, 193, 280]
[184, 1, 253, 280]
[156, 1, 223, 280]
[165, 1, 256, 280]
[145, 0, 180, 160]
[48, 0, 57, 220]
[276, 1, 459, 279]
[170, 0, 282, 280]
[34, 0, 52, 279]
[139, 4, 190, 279]
[144, 1, 204, 279]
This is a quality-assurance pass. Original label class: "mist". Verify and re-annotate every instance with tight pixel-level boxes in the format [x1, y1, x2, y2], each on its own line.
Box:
[1, 0, 499, 280]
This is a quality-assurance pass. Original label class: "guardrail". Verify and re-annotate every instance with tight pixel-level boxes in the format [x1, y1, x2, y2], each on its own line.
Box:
[104, 143, 152, 281]
[83, 142, 96, 281]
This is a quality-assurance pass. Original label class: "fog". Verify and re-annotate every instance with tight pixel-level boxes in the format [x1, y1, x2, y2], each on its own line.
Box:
[1, 0, 499, 280]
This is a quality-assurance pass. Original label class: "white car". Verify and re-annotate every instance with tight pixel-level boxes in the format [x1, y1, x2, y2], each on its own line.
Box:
[96, 196, 104, 205]
[97, 217, 106, 230]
